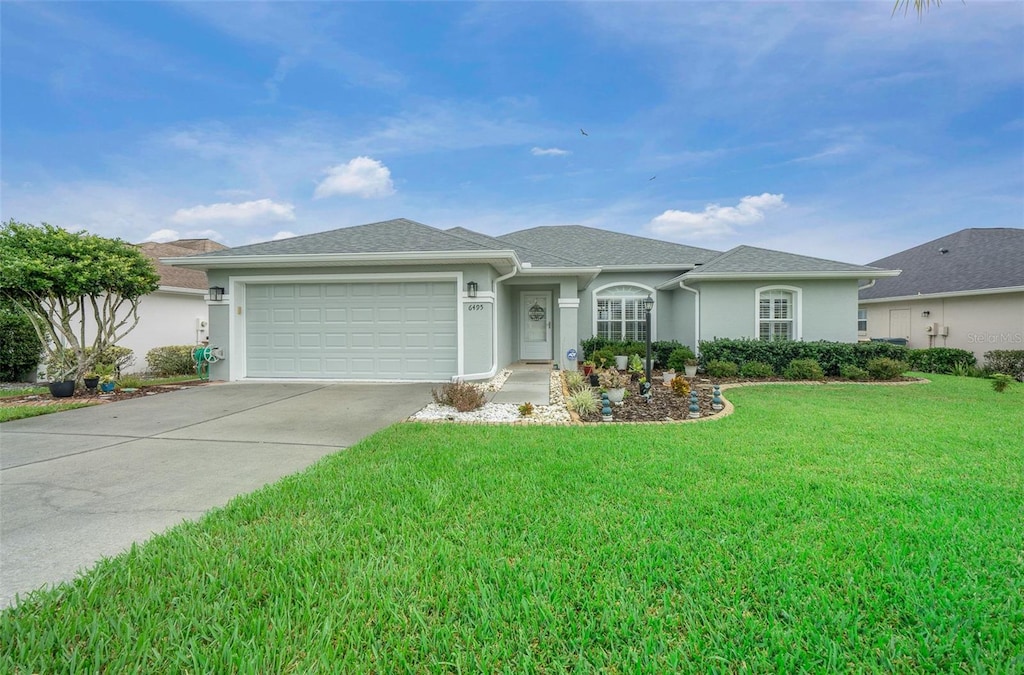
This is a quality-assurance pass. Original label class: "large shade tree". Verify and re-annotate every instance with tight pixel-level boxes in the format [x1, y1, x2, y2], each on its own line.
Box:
[0, 220, 160, 381]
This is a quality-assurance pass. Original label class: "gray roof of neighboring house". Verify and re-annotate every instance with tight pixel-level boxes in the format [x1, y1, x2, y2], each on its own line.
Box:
[859, 228, 1024, 299]
[689, 245, 890, 277]
[497, 225, 721, 267]
[445, 227, 585, 268]
[184, 218, 498, 258]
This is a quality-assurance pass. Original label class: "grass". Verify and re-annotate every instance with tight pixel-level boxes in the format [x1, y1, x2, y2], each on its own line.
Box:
[1, 375, 1021, 672]
[0, 375, 199, 423]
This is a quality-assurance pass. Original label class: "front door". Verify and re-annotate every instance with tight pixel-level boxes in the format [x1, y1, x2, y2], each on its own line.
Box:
[889, 308, 911, 340]
[520, 291, 552, 360]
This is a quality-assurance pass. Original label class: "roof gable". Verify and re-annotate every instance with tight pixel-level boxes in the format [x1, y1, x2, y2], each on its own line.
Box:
[860, 228, 1024, 299]
[187, 218, 498, 258]
[446, 227, 585, 268]
[497, 225, 721, 267]
[686, 245, 892, 278]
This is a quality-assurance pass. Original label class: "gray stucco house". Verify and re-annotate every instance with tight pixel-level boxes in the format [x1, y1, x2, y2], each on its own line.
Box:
[164, 218, 898, 382]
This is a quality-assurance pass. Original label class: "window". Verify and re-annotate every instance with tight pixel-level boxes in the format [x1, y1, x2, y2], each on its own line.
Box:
[857, 308, 867, 333]
[595, 284, 652, 341]
[757, 288, 795, 341]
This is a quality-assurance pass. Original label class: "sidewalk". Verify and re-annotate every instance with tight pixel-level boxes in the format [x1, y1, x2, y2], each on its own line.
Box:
[488, 362, 551, 405]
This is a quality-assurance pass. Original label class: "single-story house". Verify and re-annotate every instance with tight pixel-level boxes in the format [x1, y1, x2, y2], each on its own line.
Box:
[112, 239, 227, 370]
[164, 219, 899, 382]
[858, 228, 1024, 362]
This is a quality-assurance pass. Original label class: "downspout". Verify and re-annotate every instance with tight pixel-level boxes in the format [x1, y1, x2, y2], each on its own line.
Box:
[678, 280, 700, 356]
[456, 266, 518, 381]
[858, 279, 876, 291]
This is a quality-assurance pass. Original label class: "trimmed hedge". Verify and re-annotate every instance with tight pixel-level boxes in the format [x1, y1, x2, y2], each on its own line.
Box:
[984, 350, 1024, 382]
[580, 338, 687, 366]
[698, 338, 910, 377]
[146, 345, 198, 377]
[907, 348, 976, 374]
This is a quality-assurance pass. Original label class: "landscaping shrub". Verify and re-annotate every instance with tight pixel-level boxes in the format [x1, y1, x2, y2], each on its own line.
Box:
[146, 345, 198, 377]
[984, 350, 1024, 382]
[651, 340, 685, 367]
[563, 370, 586, 393]
[670, 376, 690, 397]
[949, 361, 981, 378]
[705, 360, 739, 378]
[431, 381, 486, 412]
[866, 357, 908, 381]
[0, 301, 41, 381]
[907, 347, 976, 374]
[117, 374, 145, 389]
[567, 389, 598, 415]
[85, 345, 135, 375]
[840, 364, 869, 381]
[589, 347, 618, 369]
[698, 338, 910, 376]
[783, 358, 824, 381]
[518, 402, 534, 417]
[666, 347, 697, 372]
[739, 361, 774, 378]
[990, 373, 1014, 393]
[580, 336, 613, 359]
[621, 341, 647, 358]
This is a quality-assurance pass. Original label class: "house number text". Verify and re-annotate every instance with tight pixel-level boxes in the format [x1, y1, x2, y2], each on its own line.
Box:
[467, 304, 485, 311]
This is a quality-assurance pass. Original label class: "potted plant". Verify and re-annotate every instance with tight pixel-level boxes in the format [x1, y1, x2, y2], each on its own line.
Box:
[684, 358, 698, 378]
[582, 360, 595, 377]
[627, 353, 644, 380]
[615, 354, 629, 371]
[662, 369, 676, 385]
[95, 364, 117, 392]
[42, 350, 77, 398]
[598, 368, 628, 404]
[83, 371, 100, 391]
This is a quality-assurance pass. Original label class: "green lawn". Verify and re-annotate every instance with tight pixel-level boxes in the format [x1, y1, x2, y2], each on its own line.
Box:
[0, 402, 96, 422]
[2, 375, 1021, 672]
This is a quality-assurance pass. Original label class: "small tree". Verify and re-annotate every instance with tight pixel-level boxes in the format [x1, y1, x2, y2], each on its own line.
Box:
[0, 221, 160, 381]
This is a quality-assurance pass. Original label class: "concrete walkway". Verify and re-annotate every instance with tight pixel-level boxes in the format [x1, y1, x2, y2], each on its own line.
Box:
[489, 362, 552, 405]
[0, 381, 433, 608]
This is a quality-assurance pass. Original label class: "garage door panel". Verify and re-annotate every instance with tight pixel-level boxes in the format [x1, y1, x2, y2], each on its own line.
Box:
[246, 281, 457, 380]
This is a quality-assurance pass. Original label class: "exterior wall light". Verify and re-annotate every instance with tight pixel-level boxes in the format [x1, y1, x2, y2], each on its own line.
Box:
[467, 281, 478, 298]
[921, 310, 930, 317]
[208, 286, 225, 302]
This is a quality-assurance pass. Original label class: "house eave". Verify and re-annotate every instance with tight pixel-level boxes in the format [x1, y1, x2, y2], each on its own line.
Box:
[157, 285, 207, 296]
[518, 266, 602, 288]
[597, 264, 699, 272]
[859, 285, 1024, 304]
[682, 270, 902, 281]
[162, 250, 521, 274]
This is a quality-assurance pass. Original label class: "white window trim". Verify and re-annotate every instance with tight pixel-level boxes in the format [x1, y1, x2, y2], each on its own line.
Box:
[591, 282, 657, 342]
[754, 285, 802, 341]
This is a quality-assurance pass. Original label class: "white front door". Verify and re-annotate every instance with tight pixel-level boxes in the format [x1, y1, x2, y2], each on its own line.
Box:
[520, 291, 552, 360]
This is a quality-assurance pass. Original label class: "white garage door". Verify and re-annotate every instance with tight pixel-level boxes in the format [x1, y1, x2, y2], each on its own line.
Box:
[245, 281, 457, 380]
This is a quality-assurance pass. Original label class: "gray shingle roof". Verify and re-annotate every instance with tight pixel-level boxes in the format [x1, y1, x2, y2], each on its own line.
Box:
[185, 219, 497, 258]
[689, 245, 890, 276]
[445, 227, 585, 268]
[497, 225, 721, 267]
[860, 228, 1024, 299]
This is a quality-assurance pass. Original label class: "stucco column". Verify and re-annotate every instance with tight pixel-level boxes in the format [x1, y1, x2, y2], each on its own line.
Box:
[557, 297, 580, 371]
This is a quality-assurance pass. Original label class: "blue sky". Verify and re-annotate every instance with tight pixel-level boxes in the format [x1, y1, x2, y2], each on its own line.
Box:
[2, 1, 1021, 264]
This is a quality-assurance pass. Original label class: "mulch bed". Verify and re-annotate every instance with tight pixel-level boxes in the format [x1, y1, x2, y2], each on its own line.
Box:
[575, 372, 724, 423]
[1, 381, 210, 407]
[573, 370, 922, 423]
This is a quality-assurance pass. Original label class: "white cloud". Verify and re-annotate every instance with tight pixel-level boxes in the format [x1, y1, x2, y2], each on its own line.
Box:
[271, 230, 297, 241]
[649, 193, 787, 239]
[314, 156, 395, 199]
[170, 198, 295, 225]
[144, 228, 181, 243]
[531, 147, 570, 156]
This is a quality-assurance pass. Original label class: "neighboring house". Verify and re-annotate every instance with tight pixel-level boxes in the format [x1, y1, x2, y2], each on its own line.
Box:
[110, 239, 227, 369]
[164, 219, 898, 382]
[858, 228, 1024, 363]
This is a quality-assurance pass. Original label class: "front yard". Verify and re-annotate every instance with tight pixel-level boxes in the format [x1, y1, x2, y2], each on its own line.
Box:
[1, 375, 1021, 672]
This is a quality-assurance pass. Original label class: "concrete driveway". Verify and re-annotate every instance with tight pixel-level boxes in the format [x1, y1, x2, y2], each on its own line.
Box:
[0, 381, 434, 608]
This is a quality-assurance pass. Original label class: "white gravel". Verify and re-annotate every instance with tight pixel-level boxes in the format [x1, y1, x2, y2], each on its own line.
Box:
[409, 369, 572, 425]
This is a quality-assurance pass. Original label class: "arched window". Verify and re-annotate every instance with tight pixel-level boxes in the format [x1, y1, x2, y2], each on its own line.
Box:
[594, 284, 653, 341]
[756, 286, 800, 341]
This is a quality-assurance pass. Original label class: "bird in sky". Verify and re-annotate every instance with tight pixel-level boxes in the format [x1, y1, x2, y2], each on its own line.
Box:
[649, 176, 656, 181]
[580, 128, 588, 136]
